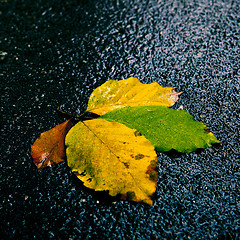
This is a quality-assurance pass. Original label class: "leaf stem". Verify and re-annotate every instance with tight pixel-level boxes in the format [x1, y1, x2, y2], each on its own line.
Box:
[57, 106, 98, 122]
[75, 111, 88, 121]
[57, 106, 75, 119]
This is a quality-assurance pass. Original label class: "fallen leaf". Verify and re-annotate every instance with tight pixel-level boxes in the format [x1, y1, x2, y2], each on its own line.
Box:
[101, 106, 221, 153]
[65, 118, 158, 205]
[86, 77, 181, 115]
[31, 119, 74, 170]
[31, 77, 221, 205]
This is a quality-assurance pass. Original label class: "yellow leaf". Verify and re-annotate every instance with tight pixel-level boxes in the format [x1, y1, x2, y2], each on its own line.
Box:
[65, 119, 158, 205]
[86, 77, 181, 115]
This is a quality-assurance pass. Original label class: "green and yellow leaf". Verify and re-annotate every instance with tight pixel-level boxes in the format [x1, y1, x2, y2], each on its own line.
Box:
[86, 77, 181, 115]
[101, 106, 221, 153]
[65, 118, 158, 205]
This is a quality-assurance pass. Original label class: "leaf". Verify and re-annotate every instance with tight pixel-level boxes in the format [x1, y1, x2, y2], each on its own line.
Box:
[86, 77, 182, 115]
[31, 77, 221, 206]
[65, 118, 158, 205]
[101, 106, 221, 153]
[31, 119, 74, 170]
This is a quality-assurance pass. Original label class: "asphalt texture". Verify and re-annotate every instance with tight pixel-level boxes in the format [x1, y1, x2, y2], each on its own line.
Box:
[1, 0, 240, 239]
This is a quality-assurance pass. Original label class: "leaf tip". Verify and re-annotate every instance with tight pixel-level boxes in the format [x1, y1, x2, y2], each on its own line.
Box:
[170, 90, 183, 103]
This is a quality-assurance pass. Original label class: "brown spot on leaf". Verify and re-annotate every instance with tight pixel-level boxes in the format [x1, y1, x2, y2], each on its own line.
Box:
[135, 154, 145, 160]
[79, 170, 87, 176]
[149, 171, 158, 182]
[146, 159, 159, 183]
[123, 162, 130, 168]
[73, 170, 87, 177]
[134, 130, 142, 136]
[204, 127, 210, 133]
[127, 191, 136, 201]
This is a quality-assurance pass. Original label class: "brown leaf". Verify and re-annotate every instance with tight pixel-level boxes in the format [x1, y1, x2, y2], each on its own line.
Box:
[31, 119, 74, 170]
